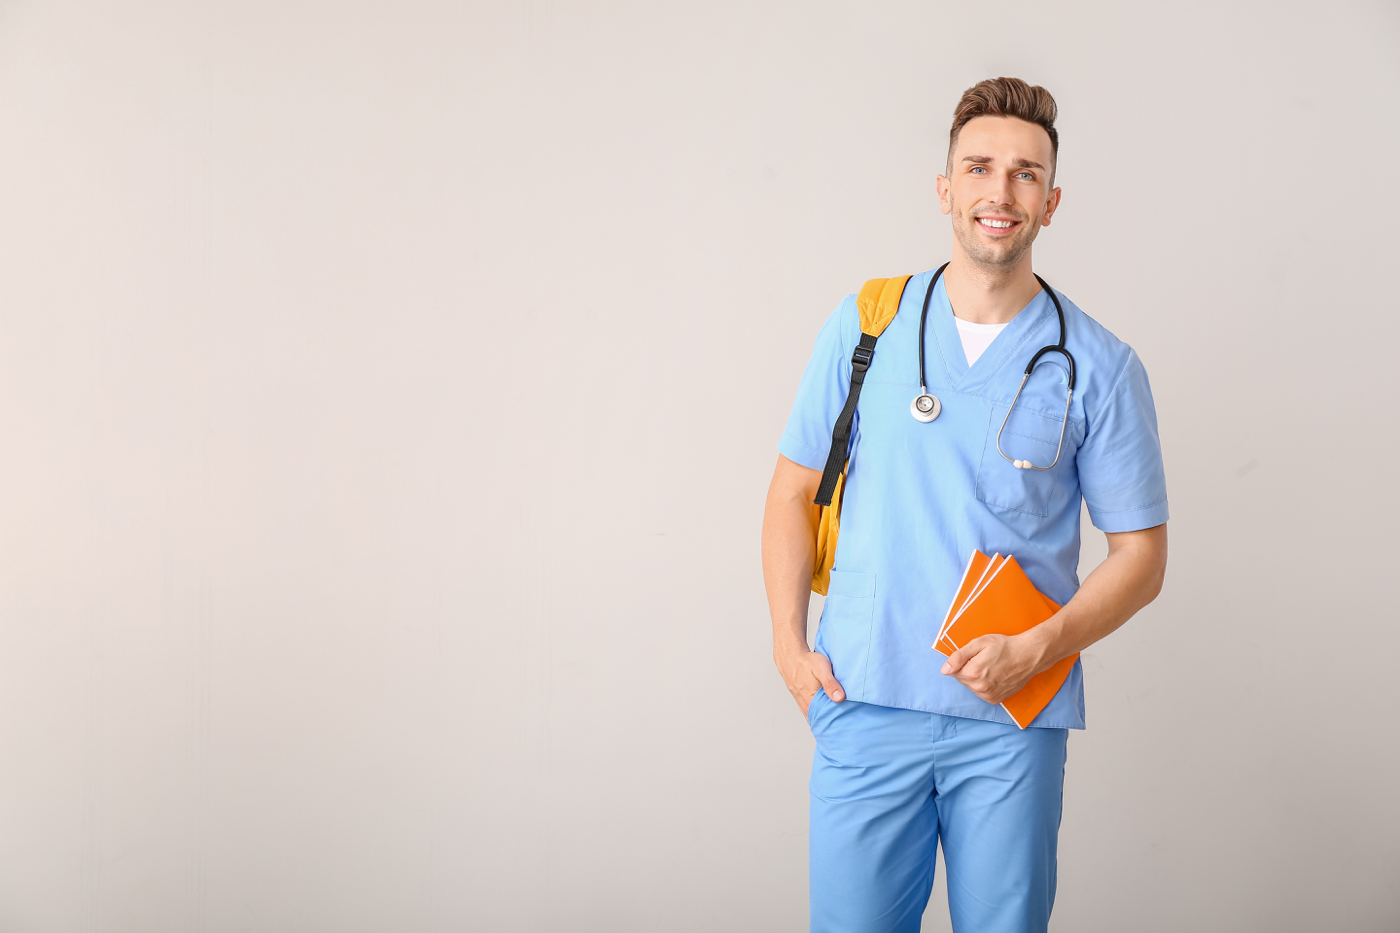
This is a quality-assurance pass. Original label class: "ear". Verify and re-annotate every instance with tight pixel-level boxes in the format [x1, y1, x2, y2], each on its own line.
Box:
[936, 174, 953, 216]
[1040, 186, 1062, 227]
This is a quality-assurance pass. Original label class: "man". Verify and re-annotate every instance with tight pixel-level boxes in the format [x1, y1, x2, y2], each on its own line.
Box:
[761, 77, 1169, 933]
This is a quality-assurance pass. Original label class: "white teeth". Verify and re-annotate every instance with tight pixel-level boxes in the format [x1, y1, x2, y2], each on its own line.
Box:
[979, 218, 1013, 228]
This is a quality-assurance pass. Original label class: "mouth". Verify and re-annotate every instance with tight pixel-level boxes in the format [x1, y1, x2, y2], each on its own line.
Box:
[974, 216, 1022, 236]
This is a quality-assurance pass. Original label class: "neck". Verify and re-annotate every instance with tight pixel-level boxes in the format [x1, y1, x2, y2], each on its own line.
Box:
[942, 245, 1043, 325]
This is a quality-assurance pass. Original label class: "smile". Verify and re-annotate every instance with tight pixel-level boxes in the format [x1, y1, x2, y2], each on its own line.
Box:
[976, 217, 1020, 232]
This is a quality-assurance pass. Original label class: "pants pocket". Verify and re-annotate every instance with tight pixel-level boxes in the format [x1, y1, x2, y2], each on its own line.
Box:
[807, 688, 827, 729]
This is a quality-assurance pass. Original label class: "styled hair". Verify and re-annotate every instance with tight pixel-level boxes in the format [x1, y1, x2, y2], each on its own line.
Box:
[948, 77, 1059, 182]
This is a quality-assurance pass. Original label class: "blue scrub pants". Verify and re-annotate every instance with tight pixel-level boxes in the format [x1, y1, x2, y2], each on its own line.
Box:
[808, 693, 1068, 933]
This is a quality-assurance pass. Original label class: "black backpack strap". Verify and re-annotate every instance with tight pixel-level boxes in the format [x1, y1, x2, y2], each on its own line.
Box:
[814, 333, 877, 507]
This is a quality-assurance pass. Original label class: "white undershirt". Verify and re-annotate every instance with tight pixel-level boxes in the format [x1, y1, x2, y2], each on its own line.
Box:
[954, 317, 1009, 367]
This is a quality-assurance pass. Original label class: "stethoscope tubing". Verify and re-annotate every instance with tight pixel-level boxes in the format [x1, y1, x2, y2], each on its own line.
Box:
[915, 265, 1078, 472]
[916, 263, 949, 395]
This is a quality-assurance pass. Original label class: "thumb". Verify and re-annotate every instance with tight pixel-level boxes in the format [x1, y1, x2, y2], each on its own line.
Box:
[941, 643, 975, 675]
[810, 653, 846, 702]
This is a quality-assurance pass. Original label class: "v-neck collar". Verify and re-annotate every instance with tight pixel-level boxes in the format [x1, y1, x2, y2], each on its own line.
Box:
[924, 275, 1056, 394]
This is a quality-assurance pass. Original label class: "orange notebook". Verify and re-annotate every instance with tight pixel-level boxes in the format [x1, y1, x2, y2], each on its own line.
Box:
[935, 550, 996, 649]
[934, 552, 1079, 730]
[937, 557, 1066, 656]
[935, 550, 1004, 655]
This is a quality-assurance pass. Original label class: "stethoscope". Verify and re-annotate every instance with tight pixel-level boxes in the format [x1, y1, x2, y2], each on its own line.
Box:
[910, 263, 1077, 472]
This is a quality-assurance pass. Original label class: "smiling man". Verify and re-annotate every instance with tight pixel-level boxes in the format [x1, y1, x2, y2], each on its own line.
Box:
[761, 78, 1169, 932]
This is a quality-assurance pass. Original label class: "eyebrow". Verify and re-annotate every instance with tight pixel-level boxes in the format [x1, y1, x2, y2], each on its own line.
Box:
[961, 155, 1047, 171]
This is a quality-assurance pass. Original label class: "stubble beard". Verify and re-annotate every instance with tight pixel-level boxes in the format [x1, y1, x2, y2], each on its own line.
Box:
[950, 198, 1041, 272]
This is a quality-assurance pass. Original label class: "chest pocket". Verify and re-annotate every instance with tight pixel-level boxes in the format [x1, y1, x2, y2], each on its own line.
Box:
[976, 399, 1079, 518]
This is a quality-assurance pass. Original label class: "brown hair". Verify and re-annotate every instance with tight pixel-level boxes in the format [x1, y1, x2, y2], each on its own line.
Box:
[948, 77, 1059, 182]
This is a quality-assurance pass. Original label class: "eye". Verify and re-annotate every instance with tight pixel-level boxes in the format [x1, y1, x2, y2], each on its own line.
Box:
[1016, 171, 1034, 180]
[971, 166, 986, 174]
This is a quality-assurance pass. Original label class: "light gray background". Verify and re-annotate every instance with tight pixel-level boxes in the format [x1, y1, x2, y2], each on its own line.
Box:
[1, 2, 1397, 931]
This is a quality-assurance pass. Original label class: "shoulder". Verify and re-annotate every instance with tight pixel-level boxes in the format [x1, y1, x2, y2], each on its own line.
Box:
[1051, 291, 1156, 420]
[812, 270, 932, 353]
[809, 290, 862, 354]
[1058, 294, 1135, 369]
[1057, 291, 1147, 378]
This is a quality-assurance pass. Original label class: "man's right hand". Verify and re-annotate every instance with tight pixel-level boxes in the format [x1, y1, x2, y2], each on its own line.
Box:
[775, 648, 845, 717]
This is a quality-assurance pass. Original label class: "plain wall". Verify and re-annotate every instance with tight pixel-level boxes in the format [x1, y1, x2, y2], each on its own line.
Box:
[1, 2, 1397, 931]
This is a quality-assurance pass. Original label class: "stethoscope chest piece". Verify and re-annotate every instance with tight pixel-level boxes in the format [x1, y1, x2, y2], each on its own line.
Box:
[910, 393, 941, 423]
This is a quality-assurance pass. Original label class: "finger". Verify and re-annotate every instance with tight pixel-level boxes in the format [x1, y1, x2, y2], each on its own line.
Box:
[953, 663, 1001, 702]
[957, 676, 993, 703]
[976, 679, 1007, 703]
[941, 638, 988, 675]
[941, 645, 971, 675]
[810, 652, 845, 702]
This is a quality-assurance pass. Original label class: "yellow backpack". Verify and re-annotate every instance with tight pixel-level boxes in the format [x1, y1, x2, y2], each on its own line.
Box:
[811, 274, 912, 595]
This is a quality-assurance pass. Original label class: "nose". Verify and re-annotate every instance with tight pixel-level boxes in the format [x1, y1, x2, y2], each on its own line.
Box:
[986, 170, 1015, 205]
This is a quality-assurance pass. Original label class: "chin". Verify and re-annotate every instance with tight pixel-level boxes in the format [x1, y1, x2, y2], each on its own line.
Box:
[965, 240, 1030, 268]
[958, 226, 1037, 268]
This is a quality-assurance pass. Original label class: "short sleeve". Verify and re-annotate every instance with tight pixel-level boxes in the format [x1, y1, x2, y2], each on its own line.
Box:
[1077, 349, 1170, 532]
[777, 297, 856, 472]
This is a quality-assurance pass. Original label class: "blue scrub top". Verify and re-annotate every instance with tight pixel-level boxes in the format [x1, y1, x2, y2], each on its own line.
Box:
[779, 270, 1169, 729]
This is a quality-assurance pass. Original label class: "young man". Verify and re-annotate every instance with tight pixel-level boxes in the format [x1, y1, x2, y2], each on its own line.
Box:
[761, 78, 1169, 933]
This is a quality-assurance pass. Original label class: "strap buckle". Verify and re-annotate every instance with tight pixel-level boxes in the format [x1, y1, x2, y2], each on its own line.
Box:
[851, 345, 874, 372]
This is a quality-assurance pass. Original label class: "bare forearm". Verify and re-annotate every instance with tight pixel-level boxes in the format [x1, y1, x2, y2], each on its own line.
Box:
[761, 476, 819, 658]
[1022, 523, 1168, 670]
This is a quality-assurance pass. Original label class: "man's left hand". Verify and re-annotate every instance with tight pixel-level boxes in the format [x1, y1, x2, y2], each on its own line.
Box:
[940, 633, 1045, 705]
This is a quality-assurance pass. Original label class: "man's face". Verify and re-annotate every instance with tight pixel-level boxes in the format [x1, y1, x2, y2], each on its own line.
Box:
[937, 115, 1061, 270]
